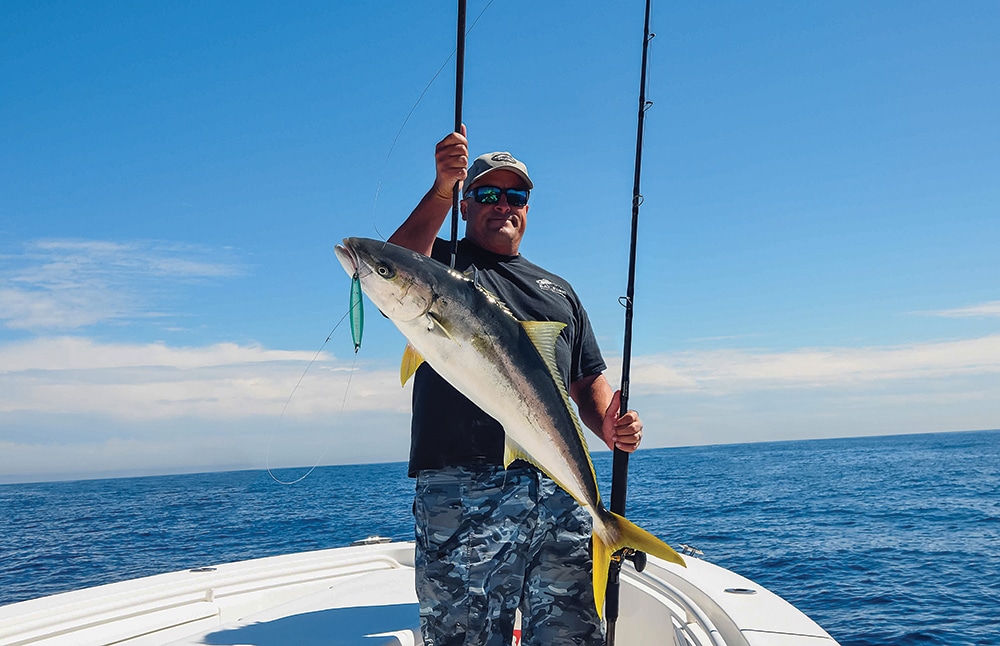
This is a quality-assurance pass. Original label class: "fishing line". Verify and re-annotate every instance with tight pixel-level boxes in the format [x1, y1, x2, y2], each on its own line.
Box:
[267, 2, 497, 484]
[370, 0, 495, 241]
[264, 302, 360, 486]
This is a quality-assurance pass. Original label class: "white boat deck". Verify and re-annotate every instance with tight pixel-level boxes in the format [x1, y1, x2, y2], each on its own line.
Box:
[0, 541, 839, 645]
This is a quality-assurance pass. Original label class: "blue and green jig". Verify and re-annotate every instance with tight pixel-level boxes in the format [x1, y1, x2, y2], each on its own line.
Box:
[349, 271, 364, 352]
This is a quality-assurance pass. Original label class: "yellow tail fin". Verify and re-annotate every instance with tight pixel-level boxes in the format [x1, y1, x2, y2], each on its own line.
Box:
[591, 511, 686, 618]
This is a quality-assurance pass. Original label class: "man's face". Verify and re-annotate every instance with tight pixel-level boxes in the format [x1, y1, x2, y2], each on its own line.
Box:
[461, 169, 530, 256]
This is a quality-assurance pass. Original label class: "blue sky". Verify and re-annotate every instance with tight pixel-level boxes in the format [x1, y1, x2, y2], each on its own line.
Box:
[2, 1, 998, 483]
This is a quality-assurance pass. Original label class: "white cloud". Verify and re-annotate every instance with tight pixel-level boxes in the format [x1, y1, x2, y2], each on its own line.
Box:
[0, 239, 242, 331]
[920, 300, 1000, 318]
[592, 336, 1000, 452]
[0, 414, 414, 484]
[3, 332, 999, 482]
[609, 334, 1000, 394]
[6, 333, 999, 424]
[0, 337, 410, 420]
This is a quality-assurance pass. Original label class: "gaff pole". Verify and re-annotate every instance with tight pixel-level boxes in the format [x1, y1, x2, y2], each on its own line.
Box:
[450, 0, 467, 269]
[606, 0, 654, 643]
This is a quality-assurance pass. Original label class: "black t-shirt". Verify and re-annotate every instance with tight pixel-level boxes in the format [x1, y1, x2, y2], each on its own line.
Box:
[407, 237, 607, 476]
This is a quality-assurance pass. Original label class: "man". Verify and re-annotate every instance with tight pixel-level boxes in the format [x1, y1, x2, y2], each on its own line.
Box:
[389, 127, 644, 645]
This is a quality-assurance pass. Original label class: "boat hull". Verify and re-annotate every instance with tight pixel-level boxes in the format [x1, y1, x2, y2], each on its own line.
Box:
[0, 541, 839, 645]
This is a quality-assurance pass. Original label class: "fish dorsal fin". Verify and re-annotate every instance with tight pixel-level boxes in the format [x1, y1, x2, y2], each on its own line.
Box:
[520, 321, 566, 378]
[519, 319, 600, 505]
[400, 343, 424, 386]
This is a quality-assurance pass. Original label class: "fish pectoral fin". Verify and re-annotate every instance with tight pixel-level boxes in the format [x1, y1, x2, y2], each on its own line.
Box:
[425, 312, 454, 340]
[400, 343, 425, 386]
[591, 509, 687, 619]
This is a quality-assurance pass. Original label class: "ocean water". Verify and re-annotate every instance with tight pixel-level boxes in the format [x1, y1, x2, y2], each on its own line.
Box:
[1, 430, 998, 645]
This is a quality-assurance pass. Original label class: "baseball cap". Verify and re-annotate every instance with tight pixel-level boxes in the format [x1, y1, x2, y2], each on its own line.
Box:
[466, 151, 533, 190]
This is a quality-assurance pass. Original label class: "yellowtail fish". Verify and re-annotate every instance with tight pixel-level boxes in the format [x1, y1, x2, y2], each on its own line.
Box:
[334, 237, 684, 616]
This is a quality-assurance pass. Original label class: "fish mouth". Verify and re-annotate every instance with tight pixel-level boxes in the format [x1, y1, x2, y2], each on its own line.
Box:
[334, 239, 359, 276]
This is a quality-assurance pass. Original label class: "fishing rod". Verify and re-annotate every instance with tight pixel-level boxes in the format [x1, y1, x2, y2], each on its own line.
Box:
[450, 0, 467, 269]
[606, 0, 654, 642]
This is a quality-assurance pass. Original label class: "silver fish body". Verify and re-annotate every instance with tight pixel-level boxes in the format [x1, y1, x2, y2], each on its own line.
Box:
[334, 237, 684, 615]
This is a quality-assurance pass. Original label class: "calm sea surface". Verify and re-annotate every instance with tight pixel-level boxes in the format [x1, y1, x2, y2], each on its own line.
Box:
[1, 430, 998, 645]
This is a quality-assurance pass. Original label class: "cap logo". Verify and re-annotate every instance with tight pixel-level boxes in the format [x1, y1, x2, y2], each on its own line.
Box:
[491, 153, 517, 165]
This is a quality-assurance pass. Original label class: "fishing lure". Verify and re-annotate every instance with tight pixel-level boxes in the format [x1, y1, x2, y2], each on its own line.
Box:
[350, 271, 364, 352]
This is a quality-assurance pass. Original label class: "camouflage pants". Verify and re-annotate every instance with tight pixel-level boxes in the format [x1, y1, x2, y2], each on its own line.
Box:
[413, 465, 604, 646]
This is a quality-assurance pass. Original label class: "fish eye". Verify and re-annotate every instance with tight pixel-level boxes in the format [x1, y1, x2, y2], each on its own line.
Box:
[376, 263, 395, 278]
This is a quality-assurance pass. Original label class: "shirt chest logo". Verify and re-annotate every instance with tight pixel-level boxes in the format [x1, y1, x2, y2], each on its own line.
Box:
[536, 278, 568, 297]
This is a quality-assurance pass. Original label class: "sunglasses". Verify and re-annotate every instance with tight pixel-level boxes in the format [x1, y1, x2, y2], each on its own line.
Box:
[464, 185, 530, 207]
